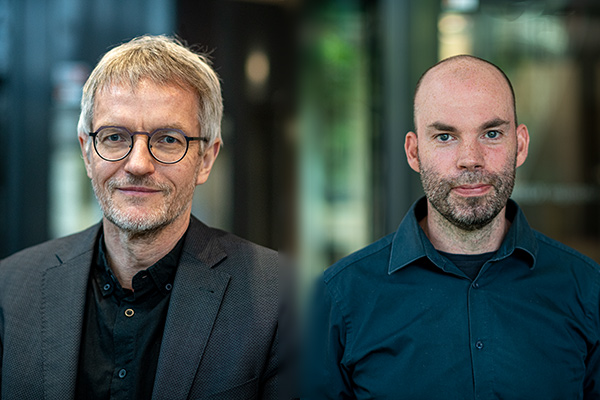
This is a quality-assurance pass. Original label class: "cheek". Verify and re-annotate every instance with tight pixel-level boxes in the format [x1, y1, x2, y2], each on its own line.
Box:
[487, 147, 517, 169]
[88, 159, 121, 183]
[161, 164, 198, 188]
[418, 147, 455, 169]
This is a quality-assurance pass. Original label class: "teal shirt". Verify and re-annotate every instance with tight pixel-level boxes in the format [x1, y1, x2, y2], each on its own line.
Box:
[310, 197, 600, 399]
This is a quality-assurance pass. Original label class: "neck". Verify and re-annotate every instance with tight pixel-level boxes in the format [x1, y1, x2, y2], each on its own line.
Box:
[101, 215, 190, 290]
[420, 203, 510, 255]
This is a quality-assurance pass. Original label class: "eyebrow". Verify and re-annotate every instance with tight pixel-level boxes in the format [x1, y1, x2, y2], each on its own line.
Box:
[428, 122, 457, 132]
[99, 123, 188, 132]
[479, 118, 510, 130]
[161, 123, 187, 131]
[427, 118, 511, 132]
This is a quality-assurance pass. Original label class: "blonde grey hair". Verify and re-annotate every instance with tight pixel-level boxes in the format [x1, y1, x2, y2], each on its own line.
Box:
[77, 35, 223, 149]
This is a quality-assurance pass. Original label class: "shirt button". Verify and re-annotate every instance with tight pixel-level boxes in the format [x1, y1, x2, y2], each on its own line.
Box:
[165, 283, 173, 291]
[475, 340, 484, 350]
[472, 282, 479, 289]
[103, 283, 111, 291]
[118, 368, 127, 378]
[124, 308, 135, 317]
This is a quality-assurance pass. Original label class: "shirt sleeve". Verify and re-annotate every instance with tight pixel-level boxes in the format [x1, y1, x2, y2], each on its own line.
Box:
[303, 277, 355, 399]
[584, 280, 600, 399]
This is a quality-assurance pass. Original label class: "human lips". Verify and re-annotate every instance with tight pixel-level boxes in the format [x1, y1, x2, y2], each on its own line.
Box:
[117, 185, 162, 196]
[452, 184, 492, 197]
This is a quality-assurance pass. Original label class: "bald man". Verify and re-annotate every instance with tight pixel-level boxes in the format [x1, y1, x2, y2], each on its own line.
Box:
[306, 55, 600, 399]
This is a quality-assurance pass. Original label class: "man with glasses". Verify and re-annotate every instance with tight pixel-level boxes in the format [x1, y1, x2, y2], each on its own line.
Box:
[0, 35, 280, 399]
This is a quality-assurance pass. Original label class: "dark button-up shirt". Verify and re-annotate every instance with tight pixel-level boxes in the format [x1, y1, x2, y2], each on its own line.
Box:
[309, 197, 600, 399]
[75, 233, 184, 400]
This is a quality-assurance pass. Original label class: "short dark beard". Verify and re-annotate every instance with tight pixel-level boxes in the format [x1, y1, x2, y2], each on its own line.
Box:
[419, 160, 516, 231]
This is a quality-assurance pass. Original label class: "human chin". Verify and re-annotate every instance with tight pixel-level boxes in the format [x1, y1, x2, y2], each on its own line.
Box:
[420, 166, 515, 231]
[92, 180, 174, 233]
[108, 200, 174, 232]
[441, 193, 505, 231]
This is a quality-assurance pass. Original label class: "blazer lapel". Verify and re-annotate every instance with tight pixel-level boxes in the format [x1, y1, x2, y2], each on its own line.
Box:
[152, 218, 229, 400]
[40, 226, 98, 399]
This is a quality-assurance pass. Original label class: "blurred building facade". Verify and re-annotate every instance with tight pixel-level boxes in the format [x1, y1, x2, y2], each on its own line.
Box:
[297, 0, 600, 282]
[0, 0, 294, 258]
[1, 0, 599, 280]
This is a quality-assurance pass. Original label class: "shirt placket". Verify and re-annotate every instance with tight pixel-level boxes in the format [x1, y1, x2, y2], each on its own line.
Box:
[467, 261, 495, 400]
[110, 297, 140, 399]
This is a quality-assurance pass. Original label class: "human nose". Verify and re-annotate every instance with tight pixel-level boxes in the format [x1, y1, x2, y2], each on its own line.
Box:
[122, 135, 155, 176]
[456, 137, 485, 170]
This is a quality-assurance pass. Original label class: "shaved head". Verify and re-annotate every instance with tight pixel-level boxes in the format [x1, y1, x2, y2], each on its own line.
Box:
[413, 55, 517, 132]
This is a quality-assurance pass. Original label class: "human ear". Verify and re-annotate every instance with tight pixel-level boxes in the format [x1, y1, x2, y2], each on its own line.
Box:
[78, 133, 93, 179]
[515, 124, 529, 168]
[196, 139, 221, 185]
[405, 131, 420, 173]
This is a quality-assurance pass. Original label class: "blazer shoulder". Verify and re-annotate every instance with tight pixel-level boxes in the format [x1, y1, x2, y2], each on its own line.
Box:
[213, 230, 278, 281]
[187, 216, 277, 265]
[0, 224, 100, 273]
[219, 230, 277, 259]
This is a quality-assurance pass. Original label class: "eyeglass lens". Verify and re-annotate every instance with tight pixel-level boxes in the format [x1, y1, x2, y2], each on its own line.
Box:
[94, 127, 190, 163]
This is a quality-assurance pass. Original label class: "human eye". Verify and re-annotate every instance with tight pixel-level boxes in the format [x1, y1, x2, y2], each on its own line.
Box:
[151, 130, 186, 148]
[98, 128, 129, 145]
[107, 134, 124, 142]
[160, 135, 178, 144]
[435, 133, 453, 142]
[484, 130, 501, 139]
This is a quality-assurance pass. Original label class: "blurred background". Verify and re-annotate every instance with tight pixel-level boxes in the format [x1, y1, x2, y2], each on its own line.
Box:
[1, 0, 599, 283]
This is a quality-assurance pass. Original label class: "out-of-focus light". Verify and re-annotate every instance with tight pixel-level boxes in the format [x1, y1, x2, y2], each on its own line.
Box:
[245, 49, 270, 86]
[438, 13, 473, 59]
[438, 13, 469, 34]
[445, 0, 479, 12]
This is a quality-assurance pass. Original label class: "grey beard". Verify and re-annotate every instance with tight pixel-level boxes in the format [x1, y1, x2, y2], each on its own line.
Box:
[91, 175, 184, 235]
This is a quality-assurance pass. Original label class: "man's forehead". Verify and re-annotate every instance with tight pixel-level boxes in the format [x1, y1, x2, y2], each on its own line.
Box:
[415, 59, 513, 117]
[418, 58, 508, 98]
[412, 59, 517, 134]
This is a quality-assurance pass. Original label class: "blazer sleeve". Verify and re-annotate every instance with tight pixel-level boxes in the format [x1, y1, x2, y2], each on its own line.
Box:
[0, 333, 3, 392]
[258, 323, 280, 399]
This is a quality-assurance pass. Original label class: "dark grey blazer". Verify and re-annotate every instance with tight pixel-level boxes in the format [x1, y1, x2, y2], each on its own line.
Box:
[0, 216, 280, 399]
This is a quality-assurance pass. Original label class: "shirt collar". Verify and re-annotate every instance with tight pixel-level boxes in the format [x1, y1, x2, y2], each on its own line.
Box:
[94, 231, 185, 298]
[388, 197, 538, 275]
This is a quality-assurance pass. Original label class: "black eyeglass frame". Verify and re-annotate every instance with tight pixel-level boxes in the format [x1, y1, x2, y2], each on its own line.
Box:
[88, 125, 209, 164]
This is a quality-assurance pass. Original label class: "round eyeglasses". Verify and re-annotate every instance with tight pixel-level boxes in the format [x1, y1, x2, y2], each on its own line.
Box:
[88, 126, 208, 164]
